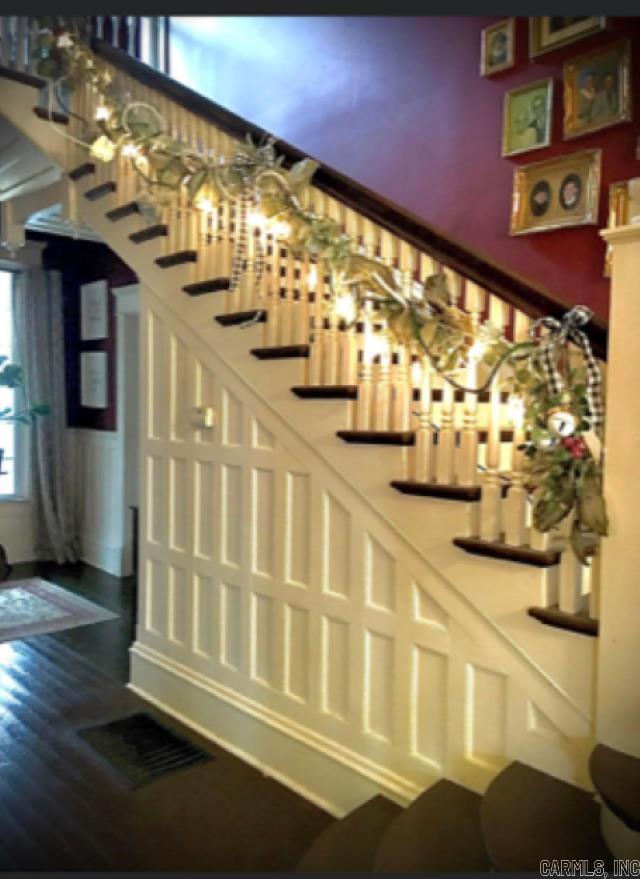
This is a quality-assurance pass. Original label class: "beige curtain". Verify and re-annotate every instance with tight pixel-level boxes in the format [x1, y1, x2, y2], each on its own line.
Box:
[14, 266, 79, 563]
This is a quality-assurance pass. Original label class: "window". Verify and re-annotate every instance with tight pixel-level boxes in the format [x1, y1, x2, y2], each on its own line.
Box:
[0, 270, 17, 496]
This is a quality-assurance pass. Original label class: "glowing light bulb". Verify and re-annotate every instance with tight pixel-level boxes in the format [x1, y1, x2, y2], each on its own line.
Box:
[95, 105, 110, 122]
[122, 143, 140, 158]
[307, 265, 318, 289]
[196, 197, 215, 213]
[411, 360, 423, 386]
[248, 210, 267, 229]
[467, 339, 487, 363]
[507, 394, 525, 428]
[272, 220, 291, 239]
[335, 293, 356, 324]
[365, 332, 389, 363]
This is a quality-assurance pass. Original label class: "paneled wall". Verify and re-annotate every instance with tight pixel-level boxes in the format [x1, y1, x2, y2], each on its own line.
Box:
[131, 284, 590, 815]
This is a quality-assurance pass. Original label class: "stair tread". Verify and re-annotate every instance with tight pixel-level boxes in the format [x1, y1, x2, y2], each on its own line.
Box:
[251, 345, 310, 359]
[374, 780, 491, 873]
[337, 430, 415, 446]
[296, 795, 401, 873]
[292, 385, 358, 400]
[528, 605, 598, 637]
[453, 536, 561, 567]
[84, 182, 117, 201]
[590, 744, 640, 831]
[391, 480, 482, 502]
[33, 106, 69, 125]
[0, 65, 46, 89]
[481, 762, 612, 872]
[129, 224, 168, 243]
[215, 310, 265, 326]
[106, 201, 140, 221]
[183, 278, 230, 295]
[68, 163, 96, 181]
[155, 250, 197, 268]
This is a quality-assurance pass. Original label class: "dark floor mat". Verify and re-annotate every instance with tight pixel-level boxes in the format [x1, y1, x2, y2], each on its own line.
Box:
[78, 712, 214, 788]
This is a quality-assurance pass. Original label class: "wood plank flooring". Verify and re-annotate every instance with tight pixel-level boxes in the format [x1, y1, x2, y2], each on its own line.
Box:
[0, 564, 332, 871]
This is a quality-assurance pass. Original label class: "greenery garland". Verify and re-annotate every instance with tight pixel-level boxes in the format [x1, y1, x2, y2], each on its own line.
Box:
[32, 18, 608, 562]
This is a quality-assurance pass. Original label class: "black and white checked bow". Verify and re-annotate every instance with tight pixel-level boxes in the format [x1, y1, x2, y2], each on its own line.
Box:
[530, 305, 604, 436]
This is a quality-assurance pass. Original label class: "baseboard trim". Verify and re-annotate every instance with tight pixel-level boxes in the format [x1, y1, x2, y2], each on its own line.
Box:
[129, 641, 428, 817]
[80, 534, 126, 577]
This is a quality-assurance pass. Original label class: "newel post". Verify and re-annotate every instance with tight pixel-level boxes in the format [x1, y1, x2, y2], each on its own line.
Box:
[596, 224, 640, 757]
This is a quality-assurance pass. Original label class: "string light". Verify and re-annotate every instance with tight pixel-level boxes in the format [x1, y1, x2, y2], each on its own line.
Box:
[121, 142, 140, 158]
[307, 265, 318, 289]
[364, 331, 389, 362]
[94, 104, 110, 122]
[248, 210, 267, 229]
[334, 293, 356, 324]
[411, 360, 423, 386]
[272, 220, 291, 239]
[507, 394, 525, 428]
[467, 339, 487, 363]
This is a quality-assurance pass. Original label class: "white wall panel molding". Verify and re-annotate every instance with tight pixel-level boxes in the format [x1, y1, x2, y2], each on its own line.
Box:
[130, 283, 593, 811]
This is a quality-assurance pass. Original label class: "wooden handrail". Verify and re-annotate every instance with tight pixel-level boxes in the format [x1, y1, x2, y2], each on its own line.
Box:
[92, 38, 608, 359]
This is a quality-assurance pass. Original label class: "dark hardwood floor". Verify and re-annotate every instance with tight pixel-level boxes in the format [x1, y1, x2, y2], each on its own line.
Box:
[0, 563, 332, 871]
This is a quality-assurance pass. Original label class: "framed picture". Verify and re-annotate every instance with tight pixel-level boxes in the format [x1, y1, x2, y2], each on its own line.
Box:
[80, 352, 108, 409]
[80, 279, 108, 341]
[563, 41, 632, 140]
[481, 19, 515, 77]
[529, 17, 607, 58]
[510, 148, 601, 236]
[502, 78, 554, 157]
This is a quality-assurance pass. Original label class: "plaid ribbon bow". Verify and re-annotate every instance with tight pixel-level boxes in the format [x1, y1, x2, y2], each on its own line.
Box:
[530, 305, 604, 436]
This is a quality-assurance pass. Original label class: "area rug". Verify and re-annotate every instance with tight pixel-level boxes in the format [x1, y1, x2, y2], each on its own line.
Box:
[0, 578, 117, 643]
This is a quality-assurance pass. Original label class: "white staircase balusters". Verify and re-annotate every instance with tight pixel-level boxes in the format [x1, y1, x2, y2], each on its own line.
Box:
[435, 378, 455, 484]
[458, 281, 483, 487]
[413, 356, 433, 483]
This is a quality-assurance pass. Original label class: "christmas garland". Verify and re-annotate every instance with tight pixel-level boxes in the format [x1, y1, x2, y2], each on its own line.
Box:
[32, 19, 608, 562]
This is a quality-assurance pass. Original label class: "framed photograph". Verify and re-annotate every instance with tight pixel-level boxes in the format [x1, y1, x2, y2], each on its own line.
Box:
[80, 352, 108, 409]
[481, 19, 515, 77]
[510, 148, 601, 236]
[529, 17, 607, 58]
[502, 78, 554, 157]
[80, 279, 108, 341]
[563, 41, 632, 140]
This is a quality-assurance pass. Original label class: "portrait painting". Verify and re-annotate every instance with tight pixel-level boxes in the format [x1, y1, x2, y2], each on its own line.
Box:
[529, 17, 607, 57]
[481, 19, 515, 77]
[510, 149, 601, 235]
[563, 41, 632, 139]
[502, 78, 554, 157]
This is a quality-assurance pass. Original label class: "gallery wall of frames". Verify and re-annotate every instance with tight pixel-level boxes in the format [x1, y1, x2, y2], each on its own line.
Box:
[168, 16, 640, 319]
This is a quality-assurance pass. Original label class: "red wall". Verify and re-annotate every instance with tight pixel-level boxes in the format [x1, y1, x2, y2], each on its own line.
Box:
[30, 233, 137, 432]
[170, 16, 640, 322]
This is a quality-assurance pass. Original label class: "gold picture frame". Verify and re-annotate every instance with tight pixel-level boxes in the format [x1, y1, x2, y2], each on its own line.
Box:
[481, 19, 515, 77]
[529, 17, 607, 58]
[502, 77, 554, 157]
[510, 148, 601, 236]
[563, 40, 632, 140]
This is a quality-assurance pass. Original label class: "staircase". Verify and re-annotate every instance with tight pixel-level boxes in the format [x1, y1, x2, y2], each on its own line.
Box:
[0, 20, 623, 857]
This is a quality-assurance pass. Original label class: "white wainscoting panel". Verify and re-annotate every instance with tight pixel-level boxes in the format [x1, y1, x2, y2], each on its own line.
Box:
[131, 286, 592, 817]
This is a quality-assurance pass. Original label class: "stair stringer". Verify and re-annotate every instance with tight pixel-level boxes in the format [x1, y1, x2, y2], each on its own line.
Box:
[0, 86, 595, 805]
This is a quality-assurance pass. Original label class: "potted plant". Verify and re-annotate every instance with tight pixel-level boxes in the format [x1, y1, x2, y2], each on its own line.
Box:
[0, 355, 48, 581]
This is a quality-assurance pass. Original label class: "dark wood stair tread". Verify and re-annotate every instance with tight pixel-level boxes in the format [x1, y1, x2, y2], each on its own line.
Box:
[590, 744, 640, 831]
[251, 345, 310, 360]
[68, 163, 96, 181]
[33, 106, 69, 125]
[391, 480, 482, 502]
[481, 762, 612, 872]
[374, 780, 491, 873]
[84, 182, 117, 201]
[453, 536, 561, 567]
[528, 605, 598, 637]
[337, 430, 415, 446]
[155, 251, 197, 268]
[106, 202, 140, 221]
[295, 795, 401, 873]
[183, 278, 230, 295]
[215, 310, 266, 326]
[292, 385, 358, 400]
[129, 224, 168, 244]
[0, 65, 46, 89]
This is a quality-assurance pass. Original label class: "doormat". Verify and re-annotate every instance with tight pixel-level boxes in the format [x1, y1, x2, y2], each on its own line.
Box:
[0, 578, 117, 643]
[78, 712, 214, 788]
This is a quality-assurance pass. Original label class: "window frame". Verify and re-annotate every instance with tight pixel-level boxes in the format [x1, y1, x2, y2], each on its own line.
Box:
[0, 266, 29, 501]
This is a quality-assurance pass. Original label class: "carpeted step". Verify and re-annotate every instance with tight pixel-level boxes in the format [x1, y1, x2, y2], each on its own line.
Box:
[374, 780, 491, 873]
[590, 744, 640, 831]
[480, 761, 612, 872]
[296, 795, 402, 873]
